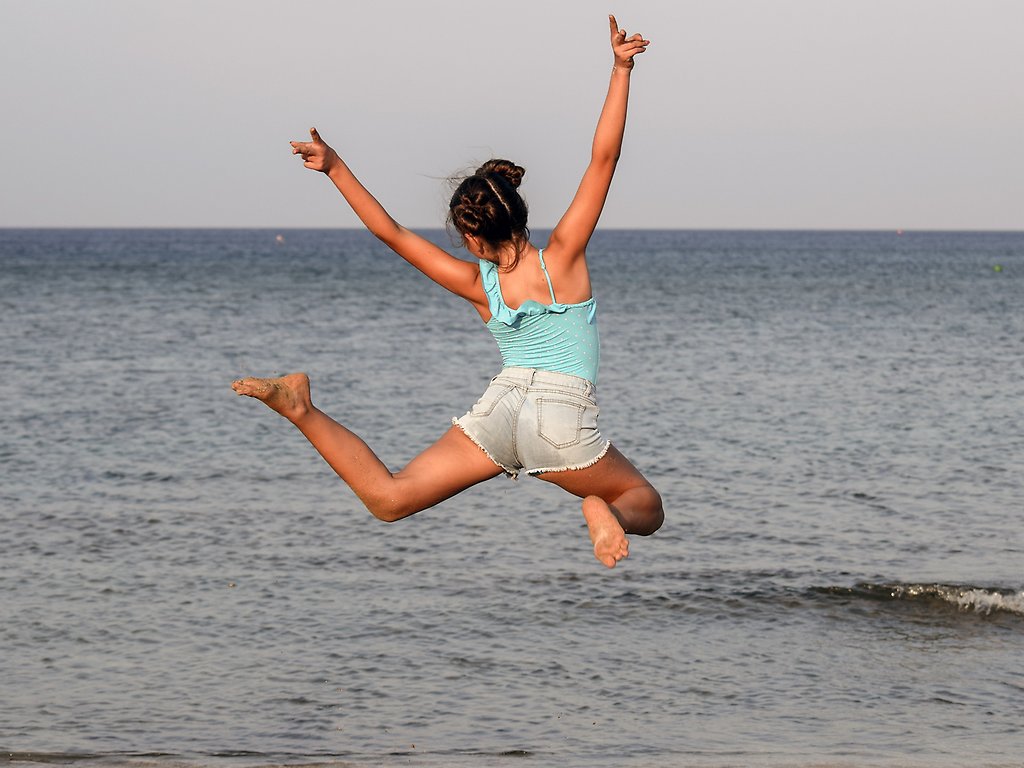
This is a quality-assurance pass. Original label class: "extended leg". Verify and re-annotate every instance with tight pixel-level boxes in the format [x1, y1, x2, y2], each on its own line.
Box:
[536, 445, 664, 568]
[232, 374, 502, 520]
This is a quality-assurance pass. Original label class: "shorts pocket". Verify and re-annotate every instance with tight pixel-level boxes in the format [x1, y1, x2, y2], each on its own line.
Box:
[470, 384, 516, 417]
[537, 397, 591, 449]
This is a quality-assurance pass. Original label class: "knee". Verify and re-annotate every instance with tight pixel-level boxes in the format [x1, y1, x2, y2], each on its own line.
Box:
[632, 485, 664, 536]
[366, 500, 406, 523]
[363, 492, 418, 523]
[370, 505, 404, 523]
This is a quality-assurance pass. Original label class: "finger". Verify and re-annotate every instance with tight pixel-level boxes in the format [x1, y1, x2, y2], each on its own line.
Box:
[310, 127, 322, 143]
[609, 14, 625, 42]
[622, 39, 650, 53]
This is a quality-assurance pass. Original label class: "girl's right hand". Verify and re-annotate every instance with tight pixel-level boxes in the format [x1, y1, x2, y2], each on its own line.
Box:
[290, 127, 340, 173]
[609, 14, 649, 70]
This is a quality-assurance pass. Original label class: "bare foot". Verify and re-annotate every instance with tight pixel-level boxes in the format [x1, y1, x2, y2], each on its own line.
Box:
[231, 373, 312, 422]
[582, 495, 629, 568]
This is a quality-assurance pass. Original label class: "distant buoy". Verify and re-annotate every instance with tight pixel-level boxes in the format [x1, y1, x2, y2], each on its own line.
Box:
[993, 264, 1003, 273]
[275, 234, 285, 244]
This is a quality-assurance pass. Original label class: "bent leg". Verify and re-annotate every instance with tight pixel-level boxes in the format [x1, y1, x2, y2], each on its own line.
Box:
[233, 374, 502, 521]
[535, 444, 664, 567]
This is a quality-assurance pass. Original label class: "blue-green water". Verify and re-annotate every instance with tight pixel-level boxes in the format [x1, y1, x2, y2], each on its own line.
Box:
[2, 228, 1022, 767]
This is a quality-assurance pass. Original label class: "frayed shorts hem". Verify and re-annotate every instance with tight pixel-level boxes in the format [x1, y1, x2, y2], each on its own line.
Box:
[522, 438, 612, 477]
[452, 417, 611, 479]
[451, 417, 522, 479]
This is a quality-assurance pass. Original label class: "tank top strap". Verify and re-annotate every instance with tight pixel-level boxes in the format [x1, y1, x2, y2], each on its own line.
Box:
[537, 248, 557, 304]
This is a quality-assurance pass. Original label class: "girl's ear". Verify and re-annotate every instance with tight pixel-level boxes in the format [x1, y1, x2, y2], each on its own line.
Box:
[463, 234, 484, 258]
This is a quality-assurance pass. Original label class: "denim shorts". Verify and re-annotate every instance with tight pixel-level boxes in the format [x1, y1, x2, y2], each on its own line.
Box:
[453, 367, 610, 478]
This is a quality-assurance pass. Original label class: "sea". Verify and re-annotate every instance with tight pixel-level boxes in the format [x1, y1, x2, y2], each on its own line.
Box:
[2, 228, 1022, 768]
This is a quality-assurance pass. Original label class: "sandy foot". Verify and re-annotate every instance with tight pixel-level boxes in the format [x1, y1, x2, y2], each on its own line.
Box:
[582, 495, 629, 568]
[231, 373, 312, 422]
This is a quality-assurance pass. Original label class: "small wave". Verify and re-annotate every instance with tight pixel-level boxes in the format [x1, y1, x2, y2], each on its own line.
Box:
[818, 582, 1024, 616]
[1, 752, 174, 765]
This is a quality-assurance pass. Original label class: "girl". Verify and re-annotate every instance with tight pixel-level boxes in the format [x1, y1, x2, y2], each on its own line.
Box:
[233, 15, 664, 568]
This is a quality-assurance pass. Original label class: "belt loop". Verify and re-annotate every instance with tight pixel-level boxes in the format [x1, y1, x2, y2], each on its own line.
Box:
[528, 369, 536, 386]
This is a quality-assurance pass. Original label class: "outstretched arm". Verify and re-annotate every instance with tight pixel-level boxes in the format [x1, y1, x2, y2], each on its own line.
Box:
[291, 130, 484, 308]
[549, 15, 649, 258]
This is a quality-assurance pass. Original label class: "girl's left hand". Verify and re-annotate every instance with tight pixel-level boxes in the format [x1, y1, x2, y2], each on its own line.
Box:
[609, 14, 649, 70]
[290, 127, 340, 174]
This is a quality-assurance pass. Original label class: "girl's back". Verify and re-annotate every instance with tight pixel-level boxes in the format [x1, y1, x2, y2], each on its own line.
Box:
[491, 244, 595, 310]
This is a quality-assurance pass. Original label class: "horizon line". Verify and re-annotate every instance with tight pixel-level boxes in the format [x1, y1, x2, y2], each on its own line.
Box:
[2, 225, 1022, 234]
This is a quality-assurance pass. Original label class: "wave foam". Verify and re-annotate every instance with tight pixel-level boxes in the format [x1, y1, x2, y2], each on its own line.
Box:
[952, 587, 1024, 615]
[822, 582, 1024, 616]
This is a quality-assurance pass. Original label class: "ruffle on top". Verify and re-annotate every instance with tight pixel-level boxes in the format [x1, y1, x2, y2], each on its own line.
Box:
[480, 259, 597, 327]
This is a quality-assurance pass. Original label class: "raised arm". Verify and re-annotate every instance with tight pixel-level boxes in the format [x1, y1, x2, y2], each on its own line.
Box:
[548, 15, 649, 258]
[290, 129, 484, 307]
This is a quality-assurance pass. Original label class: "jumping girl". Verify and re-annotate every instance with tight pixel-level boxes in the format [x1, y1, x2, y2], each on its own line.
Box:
[233, 15, 664, 567]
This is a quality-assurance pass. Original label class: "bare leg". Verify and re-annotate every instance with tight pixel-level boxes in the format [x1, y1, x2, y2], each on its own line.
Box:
[536, 445, 664, 568]
[232, 374, 502, 520]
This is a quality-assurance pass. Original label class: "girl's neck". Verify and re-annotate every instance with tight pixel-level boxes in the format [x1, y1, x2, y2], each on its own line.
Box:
[493, 240, 533, 270]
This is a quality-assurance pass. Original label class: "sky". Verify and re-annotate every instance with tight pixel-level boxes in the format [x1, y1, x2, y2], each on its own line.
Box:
[1, 0, 1022, 230]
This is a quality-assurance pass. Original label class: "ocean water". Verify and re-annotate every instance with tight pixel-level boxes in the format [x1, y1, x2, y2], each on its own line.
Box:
[1, 228, 1022, 768]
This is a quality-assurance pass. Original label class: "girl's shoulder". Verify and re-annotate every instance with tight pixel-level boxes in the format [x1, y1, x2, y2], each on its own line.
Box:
[538, 243, 593, 305]
[539, 237, 586, 263]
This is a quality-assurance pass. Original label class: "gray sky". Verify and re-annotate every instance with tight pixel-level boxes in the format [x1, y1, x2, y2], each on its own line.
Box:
[2, 0, 1022, 230]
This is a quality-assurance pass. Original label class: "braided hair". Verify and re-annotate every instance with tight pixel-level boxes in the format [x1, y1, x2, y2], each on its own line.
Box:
[448, 159, 530, 269]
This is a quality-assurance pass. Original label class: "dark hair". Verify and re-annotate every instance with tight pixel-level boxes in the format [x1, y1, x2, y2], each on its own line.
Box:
[448, 159, 530, 269]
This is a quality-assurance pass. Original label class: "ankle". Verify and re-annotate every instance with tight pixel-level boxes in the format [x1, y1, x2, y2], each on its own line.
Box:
[288, 402, 315, 426]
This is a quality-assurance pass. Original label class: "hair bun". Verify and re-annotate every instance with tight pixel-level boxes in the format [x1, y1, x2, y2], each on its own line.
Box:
[476, 159, 525, 189]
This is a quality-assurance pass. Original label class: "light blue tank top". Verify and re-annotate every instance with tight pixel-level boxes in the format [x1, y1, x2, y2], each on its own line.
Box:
[480, 249, 600, 384]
